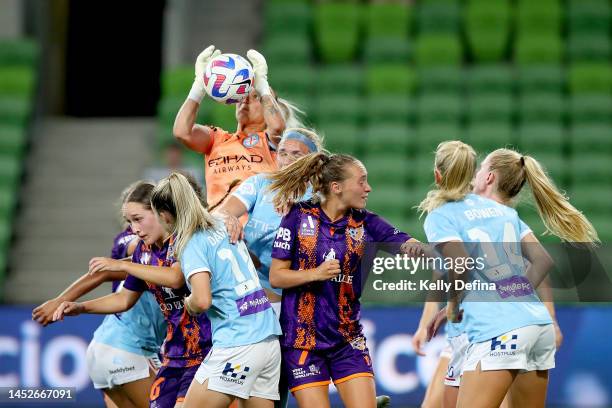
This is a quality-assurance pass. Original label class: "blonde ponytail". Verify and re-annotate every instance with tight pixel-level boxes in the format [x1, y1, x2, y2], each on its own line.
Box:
[488, 149, 600, 244]
[523, 156, 599, 244]
[418, 141, 477, 216]
[151, 172, 216, 256]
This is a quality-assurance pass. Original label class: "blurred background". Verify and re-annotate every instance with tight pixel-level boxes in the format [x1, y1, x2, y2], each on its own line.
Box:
[0, 0, 611, 406]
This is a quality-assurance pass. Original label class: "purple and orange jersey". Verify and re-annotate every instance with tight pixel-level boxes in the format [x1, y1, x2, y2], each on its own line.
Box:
[271, 200, 411, 351]
[123, 235, 212, 368]
[110, 226, 137, 293]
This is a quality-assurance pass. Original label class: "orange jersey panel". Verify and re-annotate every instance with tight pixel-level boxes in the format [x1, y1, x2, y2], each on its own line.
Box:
[204, 128, 277, 208]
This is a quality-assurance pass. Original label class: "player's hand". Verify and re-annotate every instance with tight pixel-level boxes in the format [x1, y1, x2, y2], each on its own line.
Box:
[32, 297, 63, 326]
[553, 320, 563, 349]
[312, 260, 341, 282]
[426, 306, 448, 341]
[219, 212, 244, 244]
[183, 295, 200, 317]
[189, 45, 221, 102]
[89, 257, 124, 275]
[401, 239, 427, 258]
[412, 326, 428, 356]
[53, 301, 84, 322]
[246, 49, 271, 97]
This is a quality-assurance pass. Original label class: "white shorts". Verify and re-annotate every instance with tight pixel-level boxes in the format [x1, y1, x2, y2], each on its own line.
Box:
[444, 333, 469, 387]
[194, 336, 281, 400]
[463, 324, 555, 373]
[86, 340, 160, 389]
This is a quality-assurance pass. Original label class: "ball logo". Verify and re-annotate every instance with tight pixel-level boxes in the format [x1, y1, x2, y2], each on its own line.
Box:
[204, 54, 253, 104]
[243, 134, 259, 148]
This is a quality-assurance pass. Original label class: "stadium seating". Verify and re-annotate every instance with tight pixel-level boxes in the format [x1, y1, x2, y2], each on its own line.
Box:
[465, 0, 511, 62]
[0, 38, 38, 289]
[314, 3, 361, 63]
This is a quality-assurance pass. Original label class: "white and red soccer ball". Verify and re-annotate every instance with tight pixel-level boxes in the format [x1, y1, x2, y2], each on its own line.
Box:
[203, 53, 254, 104]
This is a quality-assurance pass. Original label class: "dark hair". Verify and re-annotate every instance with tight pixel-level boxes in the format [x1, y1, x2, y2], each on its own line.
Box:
[124, 181, 155, 209]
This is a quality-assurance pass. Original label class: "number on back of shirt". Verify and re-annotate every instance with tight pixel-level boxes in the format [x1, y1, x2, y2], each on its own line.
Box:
[218, 242, 260, 296]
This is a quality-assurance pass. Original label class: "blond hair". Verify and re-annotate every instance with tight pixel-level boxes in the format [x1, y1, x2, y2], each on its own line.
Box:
[151, 172, 217, 256]
[277, 97, 305, 129]
[269, 152, 358, 211]
[418, 141, 477, 216]
[281, 127, 324, 152]
[488, 148, 599, 244]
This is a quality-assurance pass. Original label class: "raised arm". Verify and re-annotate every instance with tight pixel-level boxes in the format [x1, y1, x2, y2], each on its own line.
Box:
[173, 45, 221, 154]
[247, 50, 285, 145]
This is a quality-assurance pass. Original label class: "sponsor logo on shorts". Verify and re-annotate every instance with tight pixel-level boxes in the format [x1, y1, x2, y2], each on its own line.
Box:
[221, 362, 250, 385]
[292, 364, 321, 379]
[350, 336, 367, 351]
[109, 366, 136, 375]
[490, 334, 518, 357]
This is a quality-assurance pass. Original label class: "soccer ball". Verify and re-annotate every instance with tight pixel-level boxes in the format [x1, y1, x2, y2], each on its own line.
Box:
[203, 53, 254, 104]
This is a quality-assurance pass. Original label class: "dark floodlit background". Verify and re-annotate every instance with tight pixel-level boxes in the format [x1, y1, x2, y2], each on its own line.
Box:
[0, 0, 611, 406]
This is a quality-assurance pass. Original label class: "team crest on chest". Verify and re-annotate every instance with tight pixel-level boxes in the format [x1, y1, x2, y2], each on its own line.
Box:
[243, 133, 259, 148]
[348, 226, 364, 242]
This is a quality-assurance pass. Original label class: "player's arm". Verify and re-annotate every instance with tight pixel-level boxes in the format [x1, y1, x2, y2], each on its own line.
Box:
[32, 270, 128, 326]
[173, 100, 214, 154]
[436, 240, 469, 323]
[247, 50, 285, 145]
[269, 258, 341, 289]
[521, 233, 554, 289]
[174, 45, 221, 154]
[412, 301, 441, 356]
[88, 257, 185, 289]
[213, 196, 248, 244]
[53, 287, 142, 321]
[33, 238, 138, 326]
[184, 272, 212, 315]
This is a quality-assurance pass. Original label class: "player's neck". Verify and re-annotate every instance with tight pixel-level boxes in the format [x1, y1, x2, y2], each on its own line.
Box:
[479, 190, 508, 206]
[321, 199, 348, 222]
[238, 122, 264, 135]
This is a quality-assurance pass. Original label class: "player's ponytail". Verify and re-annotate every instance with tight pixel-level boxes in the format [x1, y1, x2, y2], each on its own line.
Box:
[151, 172, 216, 256]
[489, 149, 599, 244]
[418, 141, 477, 216]
[269, 152, 359, 211]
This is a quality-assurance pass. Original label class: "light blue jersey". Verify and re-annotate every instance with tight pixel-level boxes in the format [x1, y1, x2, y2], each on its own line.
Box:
[181, 225, 282, 348]
[233, 173, 309, 296]
[93, 284, 167, 356]
[423, 193, 552, 343]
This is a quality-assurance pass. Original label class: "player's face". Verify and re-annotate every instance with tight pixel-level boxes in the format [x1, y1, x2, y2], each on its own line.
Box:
[123, 202, 166, 247]
[473, 156, 491, 194]
[236, 91, 265, 127]
[336, 162, 371, 209]
[277, 139, 311, 169]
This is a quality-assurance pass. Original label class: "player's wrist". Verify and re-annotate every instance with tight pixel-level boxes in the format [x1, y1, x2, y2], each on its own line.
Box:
[188, 81, 206, 103]
[256, 81, 272, 97]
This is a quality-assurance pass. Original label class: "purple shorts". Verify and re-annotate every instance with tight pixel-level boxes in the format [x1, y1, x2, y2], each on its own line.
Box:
[282, 337, 374, 393]
[149, 365, 198, 408]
